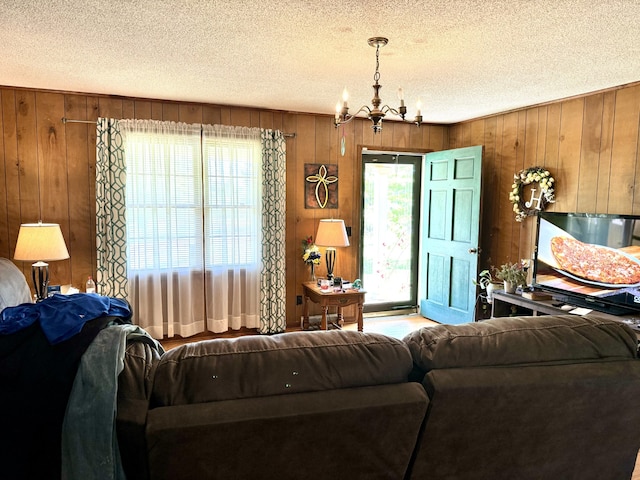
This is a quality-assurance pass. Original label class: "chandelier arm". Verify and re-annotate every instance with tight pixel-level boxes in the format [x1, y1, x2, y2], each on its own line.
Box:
[335, 114, 356, 127]
[334, 105, 373, 127]
[381, 105, 398, 115]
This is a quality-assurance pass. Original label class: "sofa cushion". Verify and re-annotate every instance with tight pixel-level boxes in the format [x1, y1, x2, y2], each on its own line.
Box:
[151, 330, 413, 406]
[403, 315, 638, 372]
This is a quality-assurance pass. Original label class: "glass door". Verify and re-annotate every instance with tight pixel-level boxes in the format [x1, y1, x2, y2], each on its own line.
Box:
[361, 151, 422, 313]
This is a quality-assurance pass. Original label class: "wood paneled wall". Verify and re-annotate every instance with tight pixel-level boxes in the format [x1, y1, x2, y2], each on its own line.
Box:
[448, 82, 640, 274]
[0, 86, 447, 326]
[3, 82, 639, 327]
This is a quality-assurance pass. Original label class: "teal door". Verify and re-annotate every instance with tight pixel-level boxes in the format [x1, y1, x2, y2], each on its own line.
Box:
[419, 146, 483, 324]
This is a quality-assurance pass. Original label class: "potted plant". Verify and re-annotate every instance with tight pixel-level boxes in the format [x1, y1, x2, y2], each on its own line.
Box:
[473, 269, 502, 303]
[494, 261, 528, 294]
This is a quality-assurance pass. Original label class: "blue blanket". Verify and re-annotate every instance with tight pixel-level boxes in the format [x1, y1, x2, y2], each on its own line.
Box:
[0, 293, 131, 344]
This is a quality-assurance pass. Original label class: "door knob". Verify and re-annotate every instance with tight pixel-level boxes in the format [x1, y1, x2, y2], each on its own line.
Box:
[468, 248, 479, 254]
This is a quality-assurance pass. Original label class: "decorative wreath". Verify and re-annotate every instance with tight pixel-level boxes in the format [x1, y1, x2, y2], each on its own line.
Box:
[509, 166, 555, 222]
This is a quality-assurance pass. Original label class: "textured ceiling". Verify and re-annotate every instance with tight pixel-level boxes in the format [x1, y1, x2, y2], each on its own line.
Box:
[1, 0, 639, 124]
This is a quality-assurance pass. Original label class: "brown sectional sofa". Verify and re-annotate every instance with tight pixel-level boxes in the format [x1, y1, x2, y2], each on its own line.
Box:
[118, 330, 428, 480]
[117, 314, 640, 480]
[2, 260, 640, 479]
[403, 315, 640, 480]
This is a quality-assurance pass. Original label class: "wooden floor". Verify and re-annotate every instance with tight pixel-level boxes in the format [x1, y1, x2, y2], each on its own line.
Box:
[159, 313, 438, 350]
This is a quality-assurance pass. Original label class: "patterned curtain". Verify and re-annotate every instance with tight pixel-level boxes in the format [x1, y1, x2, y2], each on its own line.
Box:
[95, 119, 287, 337]
[95, 118, 128, 298]
[259, 130, 287, 334]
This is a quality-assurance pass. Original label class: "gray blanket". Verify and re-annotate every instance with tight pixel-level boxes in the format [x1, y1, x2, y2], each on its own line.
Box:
[61, 324, 163, 479]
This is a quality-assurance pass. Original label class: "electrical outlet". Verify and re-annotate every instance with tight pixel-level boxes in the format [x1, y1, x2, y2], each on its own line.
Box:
[296, 295, 302, 305]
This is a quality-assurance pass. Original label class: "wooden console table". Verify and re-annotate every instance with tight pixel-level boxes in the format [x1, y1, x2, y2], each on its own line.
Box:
[302, 282, 366, 331]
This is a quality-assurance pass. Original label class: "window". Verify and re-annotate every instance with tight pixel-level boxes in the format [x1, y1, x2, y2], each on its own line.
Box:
[120, 121, 264, 337]
[203, 131, 262, 267]
[124, 128, 262, 272]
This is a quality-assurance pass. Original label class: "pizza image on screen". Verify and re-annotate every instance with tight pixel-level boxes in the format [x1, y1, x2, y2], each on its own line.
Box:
[550, 236, 640, 285]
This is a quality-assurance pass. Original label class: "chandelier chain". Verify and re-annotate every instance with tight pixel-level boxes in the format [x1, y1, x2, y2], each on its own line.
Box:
[374, 44, 381, 83]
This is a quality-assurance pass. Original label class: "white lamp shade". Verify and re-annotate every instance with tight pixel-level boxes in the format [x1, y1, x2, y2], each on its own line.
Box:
[315, 219, 350, 247]
[14, 222, 70, 262]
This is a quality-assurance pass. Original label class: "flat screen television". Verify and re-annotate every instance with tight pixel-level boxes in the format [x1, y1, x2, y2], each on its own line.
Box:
[533, 211, 640, 316]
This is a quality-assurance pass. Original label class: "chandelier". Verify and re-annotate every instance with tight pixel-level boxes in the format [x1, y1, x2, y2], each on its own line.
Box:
[334, 37, 422, 133]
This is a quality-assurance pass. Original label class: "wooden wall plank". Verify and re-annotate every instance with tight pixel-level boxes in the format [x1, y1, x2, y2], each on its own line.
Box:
[64, 94, 93, 286]
[87, 96, 99, 276]
[0, 95, 13, 256]
[543, 103, 562, 203]
[469, 120, 485, 147]
[596, 91, 615, 213]
[610, 85, 640, 213]
[428, 125, 447, 151]
[98, 97, 124, 120]
[151, 102, 163, 120]
[577, 94, 604, 213]
[15, 91, 40, 222]
[13, 91, 40, 279]
[229, 108, 251, 127]
[122, 99, 135, 119]
[520, 108, 539, 263]
[480, 117, 496, 269]
[556, 98, 584, 213]
[511, 110, 527, 263]
[391, 121, 408, 148]
[162, 103, 179, 122]
[35, 92, 71, 284]
[202, 105, 221, 126]
[134, 101, 152, 120]
[496, 111, 518, 264]
[536, 106, 548, 166]
[179, 103, 202, 124]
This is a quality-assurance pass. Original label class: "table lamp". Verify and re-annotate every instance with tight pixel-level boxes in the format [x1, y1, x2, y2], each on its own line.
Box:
[14, 222, 70, 302]
[314, 219, 350, 280]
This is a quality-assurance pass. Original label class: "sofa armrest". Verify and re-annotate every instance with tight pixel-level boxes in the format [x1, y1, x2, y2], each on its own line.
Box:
[0, 258, 32, 312]
[117, 338, 162, 480]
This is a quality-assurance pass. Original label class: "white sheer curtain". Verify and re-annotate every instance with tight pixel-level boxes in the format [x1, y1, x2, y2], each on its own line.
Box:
[118, 120, 268, 338]
[202, 125, 262, 332]
[119, 120, 205, 338]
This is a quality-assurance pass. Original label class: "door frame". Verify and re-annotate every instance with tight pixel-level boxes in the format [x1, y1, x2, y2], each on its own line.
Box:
[359, 147, 429, 314]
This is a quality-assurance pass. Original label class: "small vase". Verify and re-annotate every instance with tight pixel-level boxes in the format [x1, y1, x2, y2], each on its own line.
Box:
[503, 280, 516, 294]
[486, 282, 501, 303]
[309, 263, 316, 282]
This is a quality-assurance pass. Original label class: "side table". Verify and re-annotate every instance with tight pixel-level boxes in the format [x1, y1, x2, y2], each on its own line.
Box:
[302, 281, 366, 331]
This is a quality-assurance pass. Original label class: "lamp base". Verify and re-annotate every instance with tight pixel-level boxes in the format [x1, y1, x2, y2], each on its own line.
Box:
[325, 248, 336, 281]
[31, 261, 50, 302]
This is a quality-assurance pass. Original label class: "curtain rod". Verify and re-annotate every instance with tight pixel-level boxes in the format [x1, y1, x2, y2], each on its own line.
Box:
[61, 118, 296, 137]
